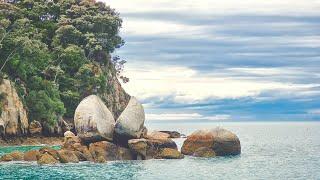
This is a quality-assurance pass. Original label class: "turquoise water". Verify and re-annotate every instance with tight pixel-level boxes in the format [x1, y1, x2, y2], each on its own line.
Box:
[0, 121, 319, 180]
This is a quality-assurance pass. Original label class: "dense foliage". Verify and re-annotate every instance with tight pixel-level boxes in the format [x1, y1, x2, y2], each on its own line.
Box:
[0, 0, 125, 126]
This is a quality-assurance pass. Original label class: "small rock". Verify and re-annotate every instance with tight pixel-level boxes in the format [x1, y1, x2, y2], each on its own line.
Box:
[57, 150, 79, 163]
[8, 151, 24, 161]
[24, 150, 40, 161]
[62, 131, 81, 150]
[159, 131, 181, 138]
[37, 153, 59, 165]
[193, 147, 216, 158]
[1, 154, 13, 161]
[147, 131, 170, 140]
[155, 148, 184, 159]
[39, 146, 59, 160]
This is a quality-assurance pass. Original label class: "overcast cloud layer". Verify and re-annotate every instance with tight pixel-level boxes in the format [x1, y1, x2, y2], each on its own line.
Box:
[103, 0, 320, 121]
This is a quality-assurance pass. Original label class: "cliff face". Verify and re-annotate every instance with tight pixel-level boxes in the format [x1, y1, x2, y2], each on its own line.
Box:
[102, 66, 131, 120]
[0, 79, 29, 137]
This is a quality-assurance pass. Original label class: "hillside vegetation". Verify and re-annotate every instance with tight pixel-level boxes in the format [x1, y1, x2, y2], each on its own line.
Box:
[0, 0, 128, 129]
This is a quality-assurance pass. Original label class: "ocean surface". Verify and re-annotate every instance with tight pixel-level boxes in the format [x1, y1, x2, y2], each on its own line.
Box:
[0, 121, 319, 180]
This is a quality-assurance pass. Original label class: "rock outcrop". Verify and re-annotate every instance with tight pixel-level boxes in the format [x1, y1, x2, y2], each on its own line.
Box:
[74, 95, 115, 143]
[0, 79, 28, 137]
[89, 141, 134, 162]
[181, 128, 241, 156]
[114, 97, 145, 140]
[101, 65, 131, 119]
[128, 138, 178, 160]
[37, 153, 59, 165]
[29, 121, 42, 135]
[24, 150, 40, 161]
[57, 150, 79, 163]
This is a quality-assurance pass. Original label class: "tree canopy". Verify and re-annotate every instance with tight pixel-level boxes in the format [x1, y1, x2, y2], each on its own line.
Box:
[0, 0, 126, 126]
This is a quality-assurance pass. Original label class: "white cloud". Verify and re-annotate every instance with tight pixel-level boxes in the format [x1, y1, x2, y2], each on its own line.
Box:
[146, 113, 231, 121]
[121, 65, 318, 103]
[105, 0, 320, 16]
[308, 109, 320, 114]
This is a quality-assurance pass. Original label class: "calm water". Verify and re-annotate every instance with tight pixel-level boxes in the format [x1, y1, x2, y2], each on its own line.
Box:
[0, 121, 319, 180]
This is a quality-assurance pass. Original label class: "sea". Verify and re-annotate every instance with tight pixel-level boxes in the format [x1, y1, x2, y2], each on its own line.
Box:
[0, 121, 319, 180]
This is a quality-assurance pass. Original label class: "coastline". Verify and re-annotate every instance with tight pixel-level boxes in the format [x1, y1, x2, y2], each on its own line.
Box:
[0, 137, 63, 147]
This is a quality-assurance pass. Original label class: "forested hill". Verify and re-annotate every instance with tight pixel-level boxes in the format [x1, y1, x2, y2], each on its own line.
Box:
[0, 0, 130, 136]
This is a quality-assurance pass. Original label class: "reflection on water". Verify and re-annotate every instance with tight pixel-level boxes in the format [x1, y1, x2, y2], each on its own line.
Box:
[0, 122, 319, 180]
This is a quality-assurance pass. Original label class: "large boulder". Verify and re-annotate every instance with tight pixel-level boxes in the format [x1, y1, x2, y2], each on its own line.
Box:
[74, 95, 115, 144]
[114, 97, 145, 141]
[181, 128, 241, 156]
[0, 79, 29, 136]
[29, 121, 42, 135]
[128, 138, 178, 160]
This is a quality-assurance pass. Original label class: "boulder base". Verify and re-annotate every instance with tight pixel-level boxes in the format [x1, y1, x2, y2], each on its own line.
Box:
[193, 147, 216, 158]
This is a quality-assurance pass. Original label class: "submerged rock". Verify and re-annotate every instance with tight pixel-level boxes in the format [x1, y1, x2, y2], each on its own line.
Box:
[74, 95, 115, 144]
[155, 148, 184, 159]
[181, 128, 241, 156]
[114, 97, 145, 140]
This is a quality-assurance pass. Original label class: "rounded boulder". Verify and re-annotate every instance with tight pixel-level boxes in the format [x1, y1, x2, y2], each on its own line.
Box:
[181, 128, 241, 156]
[74, 95, 115, 143]
[114, 97, 145, 140]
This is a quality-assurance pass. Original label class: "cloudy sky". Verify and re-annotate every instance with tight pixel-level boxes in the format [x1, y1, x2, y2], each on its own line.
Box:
[104, 0, 320, 121]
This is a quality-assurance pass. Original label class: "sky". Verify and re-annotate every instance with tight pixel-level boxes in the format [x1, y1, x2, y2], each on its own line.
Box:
[103, 0, 320, 121]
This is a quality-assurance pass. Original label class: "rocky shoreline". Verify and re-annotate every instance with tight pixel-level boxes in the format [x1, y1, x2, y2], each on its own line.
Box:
[0, 94, 241, 164]
[0, 137, 64, 147]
